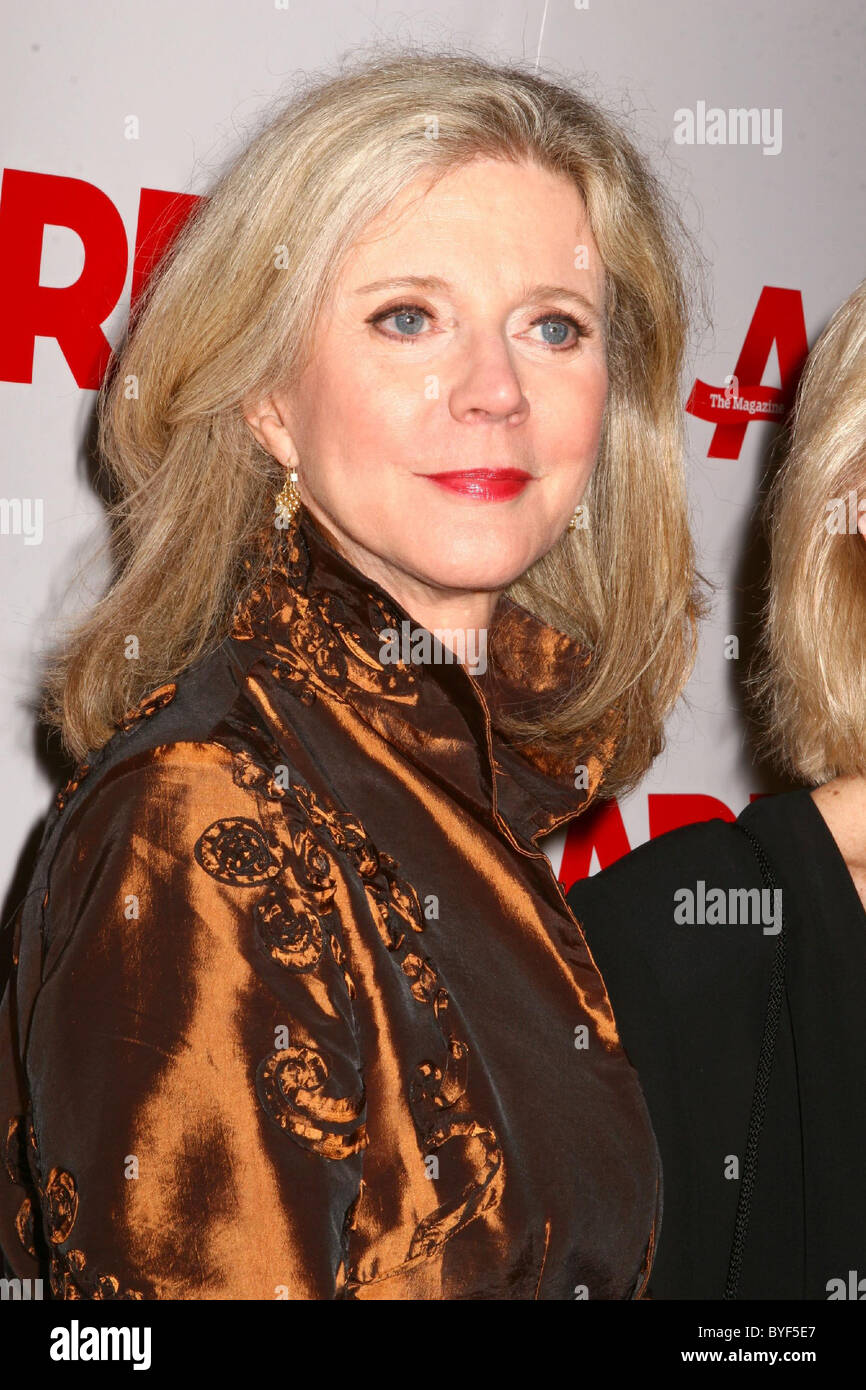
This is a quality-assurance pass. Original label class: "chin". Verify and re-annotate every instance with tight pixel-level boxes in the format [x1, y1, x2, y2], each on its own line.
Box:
[416, 549, 538, 596]
[445, 532, 548, 579]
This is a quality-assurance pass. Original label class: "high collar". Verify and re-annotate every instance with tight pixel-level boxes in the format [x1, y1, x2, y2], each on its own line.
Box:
[231, 502, 618, 850]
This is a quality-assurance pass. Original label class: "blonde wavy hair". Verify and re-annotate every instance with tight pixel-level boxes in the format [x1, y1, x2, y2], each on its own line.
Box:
[749, 277, 866, 783]
[41, 48, 709, 794]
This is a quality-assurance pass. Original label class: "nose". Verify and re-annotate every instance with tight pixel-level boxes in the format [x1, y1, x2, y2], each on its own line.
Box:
[448, 330, 530, 425]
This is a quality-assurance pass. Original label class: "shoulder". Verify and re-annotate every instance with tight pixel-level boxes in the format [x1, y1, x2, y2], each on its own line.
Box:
[566, 810, 775, 1004]
[50, 733, 308, 906]
[41, 668, 313, 961]
[66, 736, 255, 805]
[38, 733, 354, 1005]
[736, 787, 826, 870]
[52, 737, 271, 862]
[568, 813, 760, 914]
[53, 634, 286, 831]
[45, 741, 279, 936]
[568, 790, 818, 914]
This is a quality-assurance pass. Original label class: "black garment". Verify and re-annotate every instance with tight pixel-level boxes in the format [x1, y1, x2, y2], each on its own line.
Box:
[566, 787, 866, 1300]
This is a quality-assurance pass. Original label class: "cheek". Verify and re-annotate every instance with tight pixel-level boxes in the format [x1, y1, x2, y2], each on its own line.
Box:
[296, 361, 373, 465]
[546, 363, 608, 454]
[312, 356, 428, 465]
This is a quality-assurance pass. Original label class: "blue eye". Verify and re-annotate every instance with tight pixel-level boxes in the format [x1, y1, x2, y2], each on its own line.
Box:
[390, 310, 427, 335]
[528, 314, 586, 349]
[370, 303, 432, 340]
[540, 320, 570, 345]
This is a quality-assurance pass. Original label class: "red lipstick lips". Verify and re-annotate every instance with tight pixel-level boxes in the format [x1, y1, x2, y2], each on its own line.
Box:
[420, 468, 532, 501]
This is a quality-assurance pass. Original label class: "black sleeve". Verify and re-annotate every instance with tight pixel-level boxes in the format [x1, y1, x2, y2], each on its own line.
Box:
[566, 818, 804, 1299]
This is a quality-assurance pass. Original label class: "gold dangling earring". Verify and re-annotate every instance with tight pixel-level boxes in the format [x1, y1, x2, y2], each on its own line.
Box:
[274, 454, 301, 530]
[567, 507, 579, 532]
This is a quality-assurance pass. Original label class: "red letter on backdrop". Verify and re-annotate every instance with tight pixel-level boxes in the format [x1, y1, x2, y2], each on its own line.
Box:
[0, 171, 202, 388]
[0, 169, 128, 389]
[129, 187, 202, 314]
[559, 800, 632, 890]
[647, 793, 736, 838]
[559, 792, 738, 892]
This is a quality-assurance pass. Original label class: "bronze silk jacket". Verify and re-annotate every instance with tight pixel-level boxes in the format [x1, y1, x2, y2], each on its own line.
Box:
[0, 503, 661, 1300]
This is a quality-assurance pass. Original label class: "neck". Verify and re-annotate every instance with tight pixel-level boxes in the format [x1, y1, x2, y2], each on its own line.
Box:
[299, 501, 501, 650]
[810, 773, 866, 867]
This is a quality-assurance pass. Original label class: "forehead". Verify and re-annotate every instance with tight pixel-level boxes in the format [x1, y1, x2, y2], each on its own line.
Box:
[335, 157, 605, 304]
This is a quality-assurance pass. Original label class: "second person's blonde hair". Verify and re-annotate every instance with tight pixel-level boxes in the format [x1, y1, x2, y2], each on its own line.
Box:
[751, 278, 866, 782]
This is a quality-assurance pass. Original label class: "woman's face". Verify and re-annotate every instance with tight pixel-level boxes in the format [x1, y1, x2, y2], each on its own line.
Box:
[247, 156, 608, 625]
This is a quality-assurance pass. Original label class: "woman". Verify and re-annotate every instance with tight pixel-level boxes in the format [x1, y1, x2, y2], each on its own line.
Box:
[567, 278, 866, 1301]
[0, 52, 704, 1299]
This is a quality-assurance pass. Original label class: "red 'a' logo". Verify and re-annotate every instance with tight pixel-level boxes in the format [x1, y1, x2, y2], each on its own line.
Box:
[686, 287, 809, 459]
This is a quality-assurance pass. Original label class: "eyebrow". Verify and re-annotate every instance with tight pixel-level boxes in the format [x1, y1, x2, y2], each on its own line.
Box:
[353, 275, 603, 320]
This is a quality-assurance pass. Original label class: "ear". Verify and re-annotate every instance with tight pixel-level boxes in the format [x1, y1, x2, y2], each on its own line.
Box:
[858, 508, 866, 543]
[242, 390, 297, 464]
